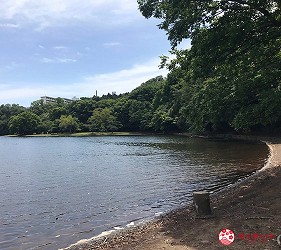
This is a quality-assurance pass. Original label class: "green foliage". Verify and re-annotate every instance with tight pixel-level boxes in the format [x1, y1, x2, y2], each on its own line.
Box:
[30, 99, 48, 116]
[150, 107, 176, 132]
[49, 106, 67, 120]
[0, 76, 173, 135]
[88, 108, 120, 132]
[0, 104, 26, 135]
[59, 115, 79, 133]
[68, 99, 96, 124]
[9, 111, 40, 135]
[129, 76, 164, 101]
[138, 0, 281, 134]
[126, 99, 151, 131]
[138, 0, 281, 47]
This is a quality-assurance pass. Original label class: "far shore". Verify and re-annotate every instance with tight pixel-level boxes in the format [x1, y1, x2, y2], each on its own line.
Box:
[5, 131, 159, 137]
[62, 136, 281, 250]
[5, 131, 280, 143]
[4, 132, 281, 143]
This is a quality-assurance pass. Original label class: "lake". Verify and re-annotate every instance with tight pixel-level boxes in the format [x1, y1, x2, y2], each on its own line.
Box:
[0, 135, 268, 249]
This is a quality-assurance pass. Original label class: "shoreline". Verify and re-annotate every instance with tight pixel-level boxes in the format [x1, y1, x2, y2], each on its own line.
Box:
[5, 132, 157, 137]
[63, 137, 281, 250]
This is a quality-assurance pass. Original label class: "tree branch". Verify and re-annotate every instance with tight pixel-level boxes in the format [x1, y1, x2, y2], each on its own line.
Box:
[226, 0, 281, 27]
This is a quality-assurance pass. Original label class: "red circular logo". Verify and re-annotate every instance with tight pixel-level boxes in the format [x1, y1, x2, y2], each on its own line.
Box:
[219, 229, 235, 245]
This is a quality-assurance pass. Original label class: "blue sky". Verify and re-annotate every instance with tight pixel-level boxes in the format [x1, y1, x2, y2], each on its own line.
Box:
[0, 0, 175, 106]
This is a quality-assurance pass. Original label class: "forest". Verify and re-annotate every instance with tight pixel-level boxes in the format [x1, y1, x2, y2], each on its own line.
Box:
[0, 76, 179, 135]
[1, 0, 281, 135]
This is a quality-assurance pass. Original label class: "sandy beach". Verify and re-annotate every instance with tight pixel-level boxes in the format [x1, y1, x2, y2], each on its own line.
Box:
[64, 138, 281, 250]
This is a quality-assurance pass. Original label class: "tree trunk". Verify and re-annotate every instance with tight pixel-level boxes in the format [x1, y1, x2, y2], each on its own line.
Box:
[193, 191, 212, 216]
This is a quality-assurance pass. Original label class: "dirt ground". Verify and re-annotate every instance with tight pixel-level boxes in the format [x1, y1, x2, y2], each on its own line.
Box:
[64, 141, 281, 250]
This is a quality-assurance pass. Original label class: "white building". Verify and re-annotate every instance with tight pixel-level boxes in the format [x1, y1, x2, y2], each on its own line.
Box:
[40, 96, 79, 104]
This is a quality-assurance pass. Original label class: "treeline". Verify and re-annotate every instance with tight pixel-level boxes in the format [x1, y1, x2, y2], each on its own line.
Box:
[1, 62, 281, 136]
[0, 76, 184, 135]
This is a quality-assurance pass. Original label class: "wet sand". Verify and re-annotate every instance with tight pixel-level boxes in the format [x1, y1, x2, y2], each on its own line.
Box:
[63, 139, 281, 250]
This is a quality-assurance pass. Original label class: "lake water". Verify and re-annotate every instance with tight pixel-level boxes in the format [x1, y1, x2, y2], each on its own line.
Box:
[0, 135, 268, 249]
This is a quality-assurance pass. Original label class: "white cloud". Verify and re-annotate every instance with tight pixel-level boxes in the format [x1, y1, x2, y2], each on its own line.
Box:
[53, 46, 68, 50]
[0, 57, 168, 106]
[0, 83, 44, 106]
[0, 0, 142, 30]
[0, 85, 42, 99]
[81, 58, 168, 96]
[0, 23, 19, 28]
[40, 57, 76, 63]
[103, 42, 121, 47]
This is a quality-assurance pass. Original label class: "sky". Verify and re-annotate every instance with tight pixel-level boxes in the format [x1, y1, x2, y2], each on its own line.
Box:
[0, 0, 175, 107]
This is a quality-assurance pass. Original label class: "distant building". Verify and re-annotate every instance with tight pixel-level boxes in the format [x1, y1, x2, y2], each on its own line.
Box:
[40, 96, 79, 104]
[72, 96, 80, 101]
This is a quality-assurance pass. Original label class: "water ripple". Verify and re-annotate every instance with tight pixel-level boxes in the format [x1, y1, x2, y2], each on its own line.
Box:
[0, 136, 268, 250]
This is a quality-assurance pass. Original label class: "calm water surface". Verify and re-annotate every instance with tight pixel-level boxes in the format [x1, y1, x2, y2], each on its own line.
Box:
[0, 136, 268, 249]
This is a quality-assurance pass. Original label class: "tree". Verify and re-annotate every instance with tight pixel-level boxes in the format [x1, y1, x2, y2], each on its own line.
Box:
[68, 99, 97, 124]
[123, 99, 154, 131]
[138, 0, 281, 133]
[9, 111, 40, 135]
[150, 107, 177, 132]
[138, 0, 281, 47]
[112, 97, 131, 131]
[58, 115, 79, 133]
[181, 13, 281, 132]
[88, 108, 120, 132]
[49, 106, 67, 120]
[129, 76, 164, 101]
[0, 104, 26, 135]
[30, 99, 48, 116]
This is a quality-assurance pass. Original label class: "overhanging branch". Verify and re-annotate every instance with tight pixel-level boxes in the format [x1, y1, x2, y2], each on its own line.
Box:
[225, 0, 281, 27]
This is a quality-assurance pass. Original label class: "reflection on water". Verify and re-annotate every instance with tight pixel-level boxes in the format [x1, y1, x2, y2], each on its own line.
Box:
[0, 136, 268, 249]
